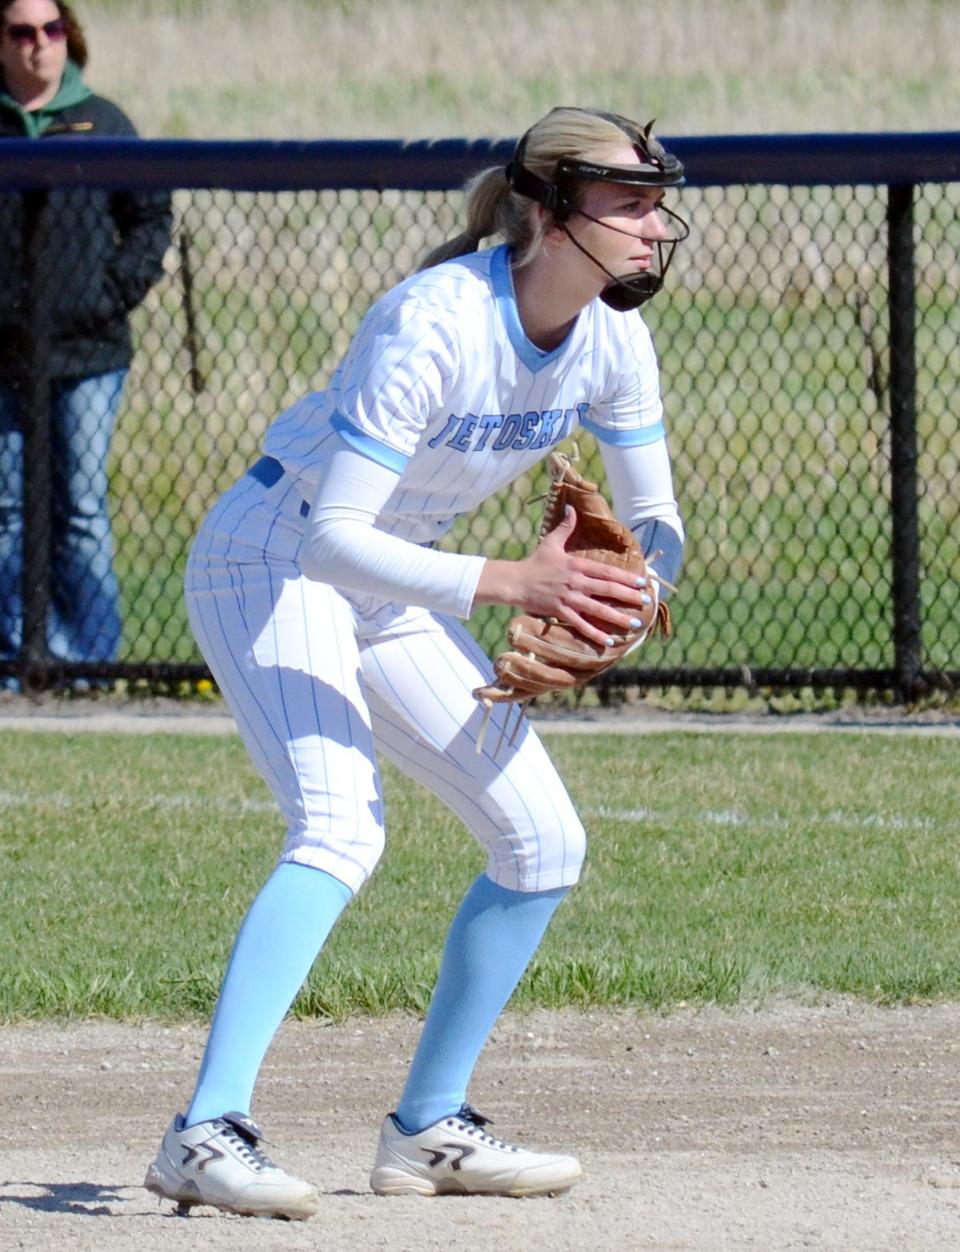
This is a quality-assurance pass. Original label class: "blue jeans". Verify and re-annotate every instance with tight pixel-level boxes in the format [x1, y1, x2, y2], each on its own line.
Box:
[0, 369, 127, 665]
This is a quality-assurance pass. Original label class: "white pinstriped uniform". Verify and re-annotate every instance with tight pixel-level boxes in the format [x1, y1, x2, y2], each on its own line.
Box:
[186, 244, 678, 897]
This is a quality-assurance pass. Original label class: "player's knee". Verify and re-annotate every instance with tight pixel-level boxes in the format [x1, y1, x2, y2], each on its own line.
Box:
[490, 815, 586, 891]
[559, 820, 587, 883]
[282, 820, 386, 894]
[543, 813, 587, 883]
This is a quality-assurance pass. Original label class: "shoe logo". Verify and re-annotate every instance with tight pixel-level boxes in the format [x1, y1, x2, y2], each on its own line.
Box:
[182, 1142, 225, 1174]
[422, 1142, 476, 1172]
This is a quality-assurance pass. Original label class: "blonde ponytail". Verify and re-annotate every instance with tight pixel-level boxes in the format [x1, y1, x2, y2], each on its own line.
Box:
[417, 107, 645, 272]
[418, 165, 544, 271]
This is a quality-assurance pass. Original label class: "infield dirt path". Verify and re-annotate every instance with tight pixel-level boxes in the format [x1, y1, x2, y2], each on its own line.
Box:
[3, 1002, 960, 1251]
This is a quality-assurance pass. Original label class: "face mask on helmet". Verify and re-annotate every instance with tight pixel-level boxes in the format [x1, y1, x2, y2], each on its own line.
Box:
[504, 107, 689, 310]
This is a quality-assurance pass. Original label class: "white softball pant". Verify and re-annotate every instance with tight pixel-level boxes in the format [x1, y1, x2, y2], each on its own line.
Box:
[184, 469, 586, 896]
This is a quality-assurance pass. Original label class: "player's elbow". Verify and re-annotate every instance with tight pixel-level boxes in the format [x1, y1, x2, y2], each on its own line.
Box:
[300, 528, 329, 583]
[300, 518, 363, 586]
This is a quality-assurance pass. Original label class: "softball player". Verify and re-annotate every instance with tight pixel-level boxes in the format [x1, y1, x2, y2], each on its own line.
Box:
[145, 105, 687, 1219]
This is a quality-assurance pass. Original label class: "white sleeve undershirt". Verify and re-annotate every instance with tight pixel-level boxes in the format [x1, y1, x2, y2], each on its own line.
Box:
[600, 438, 685, 590]
[300, 445, 486, 618]
[599, 438, 683, 540]
[300, 438, 683, 616]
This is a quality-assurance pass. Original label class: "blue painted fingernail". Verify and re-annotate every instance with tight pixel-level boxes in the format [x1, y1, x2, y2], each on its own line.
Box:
[640, 593, 652, 605]
[635, 576, 647, 587]
[629, 618, 644, 628]
[605, 636, 616, 647]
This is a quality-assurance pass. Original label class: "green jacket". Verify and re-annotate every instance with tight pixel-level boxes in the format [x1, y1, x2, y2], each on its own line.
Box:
[0, 58, 92, 136]
[0, 62, 172, 381]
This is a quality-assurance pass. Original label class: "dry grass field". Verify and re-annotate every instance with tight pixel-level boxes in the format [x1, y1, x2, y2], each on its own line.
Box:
[80, 0, 960, 140]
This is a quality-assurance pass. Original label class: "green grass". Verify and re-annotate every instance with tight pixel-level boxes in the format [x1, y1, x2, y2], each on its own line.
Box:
[2, 729, 958, 1022]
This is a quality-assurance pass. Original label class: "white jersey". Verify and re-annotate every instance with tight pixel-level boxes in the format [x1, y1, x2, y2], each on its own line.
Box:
[264, 244, 667, 548]
[186, 242, 677, 904]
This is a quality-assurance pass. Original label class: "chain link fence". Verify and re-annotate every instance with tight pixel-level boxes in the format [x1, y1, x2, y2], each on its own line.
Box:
[1, 136, 958, 697]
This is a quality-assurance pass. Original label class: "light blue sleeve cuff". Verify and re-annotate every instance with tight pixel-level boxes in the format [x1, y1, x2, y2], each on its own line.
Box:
[632, 519, 684, 594]
[330, 411, 411, 473]
[579, 417, 666, 448]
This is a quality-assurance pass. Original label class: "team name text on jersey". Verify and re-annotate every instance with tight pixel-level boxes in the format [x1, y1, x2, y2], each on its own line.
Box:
[427, 404, 590, 455]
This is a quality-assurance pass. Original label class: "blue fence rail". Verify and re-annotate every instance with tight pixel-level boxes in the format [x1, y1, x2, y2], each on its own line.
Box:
[4, 132, 959, 191]
[1, 132, 959, 697]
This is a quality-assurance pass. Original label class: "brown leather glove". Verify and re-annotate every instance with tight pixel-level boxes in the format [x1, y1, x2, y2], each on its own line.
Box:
[474, 451, 671, 709]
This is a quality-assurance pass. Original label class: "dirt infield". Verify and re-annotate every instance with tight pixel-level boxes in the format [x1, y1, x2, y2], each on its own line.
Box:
[3, 1002, 960, 1251]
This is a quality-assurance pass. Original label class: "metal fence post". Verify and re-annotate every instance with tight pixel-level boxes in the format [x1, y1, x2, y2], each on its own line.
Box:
[886, 183, 923, 702]
[19, 188, 53, 691]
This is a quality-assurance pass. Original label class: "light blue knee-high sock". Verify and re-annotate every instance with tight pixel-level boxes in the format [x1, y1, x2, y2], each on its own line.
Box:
[395, 874, 569, 1134]
[185, 861, 352, 1126]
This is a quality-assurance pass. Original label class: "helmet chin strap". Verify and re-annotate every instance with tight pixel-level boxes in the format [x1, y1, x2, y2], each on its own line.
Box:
[560, 205, 688, 311]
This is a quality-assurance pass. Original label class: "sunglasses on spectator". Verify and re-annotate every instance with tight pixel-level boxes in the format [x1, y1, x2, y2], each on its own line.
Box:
[4, 18, 69, 46]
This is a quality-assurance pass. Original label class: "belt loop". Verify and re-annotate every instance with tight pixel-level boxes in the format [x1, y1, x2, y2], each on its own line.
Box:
[247, 456, 310, 519]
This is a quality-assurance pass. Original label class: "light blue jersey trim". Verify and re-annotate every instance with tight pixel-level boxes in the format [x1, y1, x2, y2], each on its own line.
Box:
[633, 518, 684, 591]
[492, 246, 574, 374]
[580, 416, 666, 447]
[330, 411, 410, 472]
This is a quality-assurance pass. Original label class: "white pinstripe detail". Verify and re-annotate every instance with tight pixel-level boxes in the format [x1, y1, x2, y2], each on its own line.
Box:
[180, 239, 683, 899]
[368, 713, 533, 890]
[186, 482, 290, 792]
[359, 608, 585, 892]
[261, 245, 669, 545]
[184, 473, 583, 895]
[185, 480, 382, 893]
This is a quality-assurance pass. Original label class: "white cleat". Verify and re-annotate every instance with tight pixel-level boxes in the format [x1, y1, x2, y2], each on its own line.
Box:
[370, 1103, 582, 1198]
[144, 1111, 320, 1220]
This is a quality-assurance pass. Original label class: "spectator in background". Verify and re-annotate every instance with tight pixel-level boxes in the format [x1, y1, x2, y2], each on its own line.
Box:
[0, 0, 171, 684]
